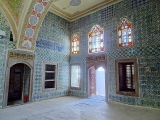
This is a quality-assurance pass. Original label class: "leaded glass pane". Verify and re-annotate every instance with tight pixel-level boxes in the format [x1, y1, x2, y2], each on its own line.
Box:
[77, 46, 79, 51]
[45, 65, 55, 71]
[88, 25, 104, 53]
[119, 38, 121, 44]
[45, 81, 55, 88]
[45, 73, 55, 80]
[128, 28, 131, 34]
[123, 29, 127, 35]
[118, 30, 121, 36]
[76, 41, 79, 45]
[124, 36, 127, 42]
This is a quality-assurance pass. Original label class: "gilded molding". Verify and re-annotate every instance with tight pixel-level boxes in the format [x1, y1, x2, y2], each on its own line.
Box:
[86, 54, 106, 62]
[49, 0, 122, 21]
[8, 51, 34, 60]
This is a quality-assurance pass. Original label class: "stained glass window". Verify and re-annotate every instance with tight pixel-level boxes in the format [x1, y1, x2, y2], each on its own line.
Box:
[88, 25, 104, 54]
[117, 18, 133, 48]
[71, 34, 80, 55]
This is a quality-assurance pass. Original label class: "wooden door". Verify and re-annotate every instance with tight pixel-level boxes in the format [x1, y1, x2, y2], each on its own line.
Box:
[8, 64, 24, 103]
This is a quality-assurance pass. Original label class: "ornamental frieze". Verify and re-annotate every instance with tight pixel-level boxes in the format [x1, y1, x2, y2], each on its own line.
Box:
[86, 54, 106, 62]
[8, 51, 34, 60]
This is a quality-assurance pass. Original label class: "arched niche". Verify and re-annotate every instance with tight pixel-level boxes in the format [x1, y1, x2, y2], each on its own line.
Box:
[86, 54, 108, 102]
[3, 50, 34, 108]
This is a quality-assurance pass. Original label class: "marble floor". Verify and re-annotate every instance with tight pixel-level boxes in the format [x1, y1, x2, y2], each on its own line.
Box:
[0, 96, 160, 120]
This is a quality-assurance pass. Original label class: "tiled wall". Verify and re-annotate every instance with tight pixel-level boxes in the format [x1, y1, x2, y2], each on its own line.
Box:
[23, 65, 31, 96]
[33, 12, 70, 101]
[0, 0, 160, 109]
[0, 10, 70, 106]
[0, 10, 16, 108]
[69, 0, 160, 108]
[0, 9, 10, 39]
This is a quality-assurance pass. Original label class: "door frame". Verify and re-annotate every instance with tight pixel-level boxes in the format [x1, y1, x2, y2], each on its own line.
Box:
[86, 54, 108, 101]
[2, 51, 34, 108]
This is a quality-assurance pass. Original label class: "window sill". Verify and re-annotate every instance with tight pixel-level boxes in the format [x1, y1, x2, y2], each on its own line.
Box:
[43, 88, 56, 92]
[70, 87, 81, 90]
[116, 91, 139, 97]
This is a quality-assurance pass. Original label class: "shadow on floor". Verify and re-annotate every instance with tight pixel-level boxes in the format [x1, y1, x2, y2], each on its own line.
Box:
[88, 95, 105, 101]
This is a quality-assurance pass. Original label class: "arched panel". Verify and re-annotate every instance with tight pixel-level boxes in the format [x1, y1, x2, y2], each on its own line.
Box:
[18, 0, 57, 51]
[0, 1, 17, 42]
[86, 54, 108, 101]
[7, 63, 31, 105]
[3, 50, 34, 108]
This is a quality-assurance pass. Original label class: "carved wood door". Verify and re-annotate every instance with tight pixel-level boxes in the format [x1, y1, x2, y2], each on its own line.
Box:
[8, 64, 24, 102]
[89, 66, 96, 96]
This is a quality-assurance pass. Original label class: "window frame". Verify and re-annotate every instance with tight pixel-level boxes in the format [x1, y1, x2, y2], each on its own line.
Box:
[71, 34, 80, 55]
[88, 25, 104, 54]
[42, 61, 58, 92]
[70, 63, 81, 90]
[117, 18, 134, 48]
[115, 58, 139, 97]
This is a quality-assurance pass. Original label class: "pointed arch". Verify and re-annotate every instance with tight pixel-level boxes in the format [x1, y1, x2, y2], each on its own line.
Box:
[1, 0, 18, 25]
[117, 18, 133, 48]
[1, 0, 26, 25]
[88, 24, 104, 54]
[18, 0, 56, 51]
[17, 0, 29, 25]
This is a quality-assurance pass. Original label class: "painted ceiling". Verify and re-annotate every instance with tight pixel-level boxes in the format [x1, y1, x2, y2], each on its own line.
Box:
[4, 0, 120, 22]
[0, 0, 121, 51]
[50, 0, 120, 21]
[6, 0, 24, 17]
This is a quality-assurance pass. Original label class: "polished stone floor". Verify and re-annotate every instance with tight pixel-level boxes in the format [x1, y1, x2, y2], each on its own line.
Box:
[0, 96, 160, 120]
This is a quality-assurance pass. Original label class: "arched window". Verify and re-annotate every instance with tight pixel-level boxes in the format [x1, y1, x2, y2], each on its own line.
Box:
[71, 34, 80, 55]
[117, 18, 133, 48]
[88, 25, 104, 54]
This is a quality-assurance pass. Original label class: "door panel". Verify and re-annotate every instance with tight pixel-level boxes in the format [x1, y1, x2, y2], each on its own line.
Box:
[89, 66, 96, 96]
[8, 64, 24, 102]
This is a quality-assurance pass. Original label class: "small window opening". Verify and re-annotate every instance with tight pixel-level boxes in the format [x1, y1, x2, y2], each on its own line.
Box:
[10, 31, 13, 41]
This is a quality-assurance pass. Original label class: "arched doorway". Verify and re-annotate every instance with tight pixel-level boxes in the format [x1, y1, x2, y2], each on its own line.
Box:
[88, 66, 105, 97]
[3, 50, 34, 108]
[86, 54, 108, 101]
[7, 63, 31, 106]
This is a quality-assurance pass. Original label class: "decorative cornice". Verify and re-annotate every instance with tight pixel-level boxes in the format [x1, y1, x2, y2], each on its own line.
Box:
[86, 54, 106, 62]
[49, 0, 122, 21]
[8, 50, 34, 60]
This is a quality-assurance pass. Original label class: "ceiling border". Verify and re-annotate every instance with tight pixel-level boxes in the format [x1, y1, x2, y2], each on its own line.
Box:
[49, 0, 122, 21]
